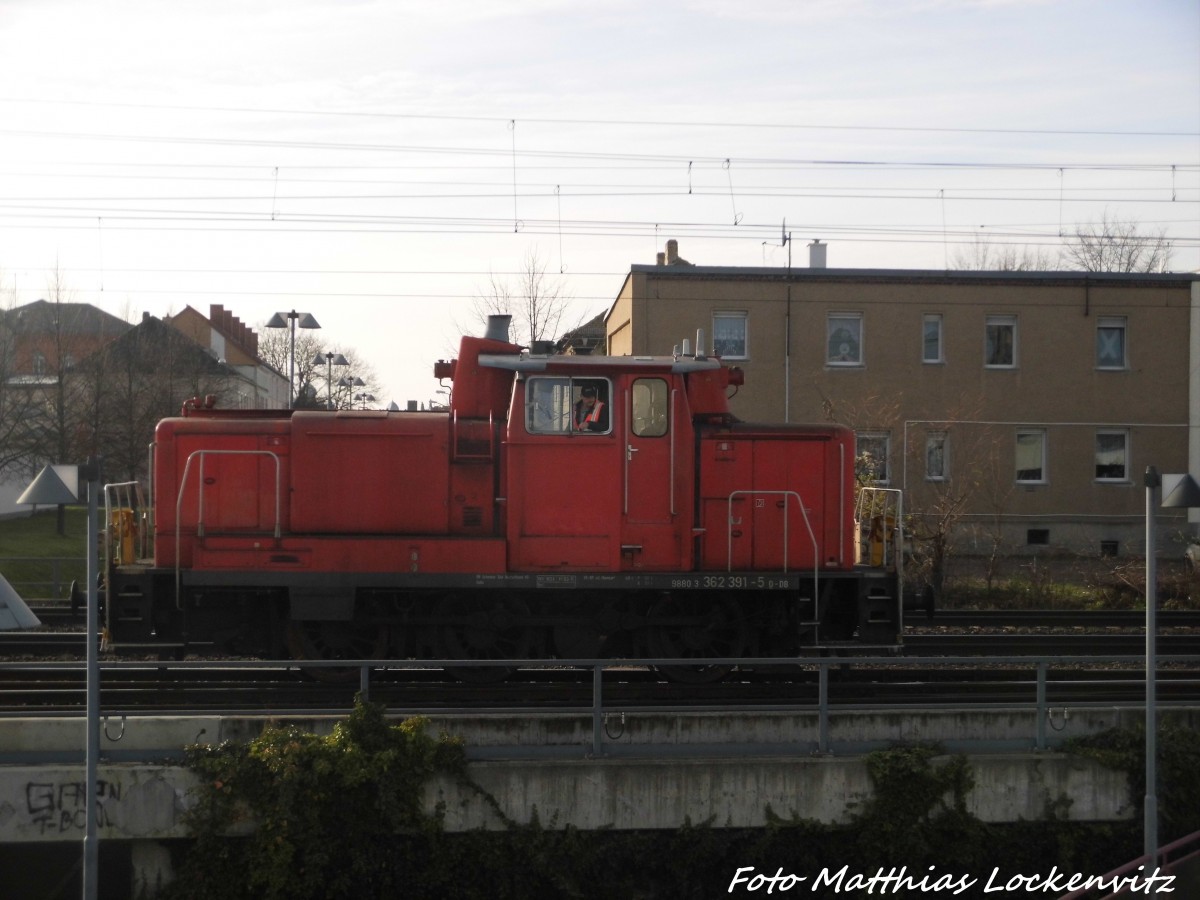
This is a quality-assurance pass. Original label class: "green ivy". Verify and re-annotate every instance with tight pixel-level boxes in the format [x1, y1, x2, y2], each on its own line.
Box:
[1066, 718, 1200, 844]
[163, 716, 1152, 900]
[852, 744, 984, 868]
[163, 696, 466, 900]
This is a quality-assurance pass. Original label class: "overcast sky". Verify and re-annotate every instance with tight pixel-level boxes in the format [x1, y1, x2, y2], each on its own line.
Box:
[1, 0, 1196, 405]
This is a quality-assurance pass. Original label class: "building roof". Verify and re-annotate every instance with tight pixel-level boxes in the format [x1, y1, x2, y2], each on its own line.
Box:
[5, 300, 133, 337]
[627, 264, 1199, 288]
[84, 314, 235, 376]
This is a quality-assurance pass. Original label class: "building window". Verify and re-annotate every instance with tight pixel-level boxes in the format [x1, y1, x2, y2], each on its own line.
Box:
[712, 312, 747, 359]
[922, 314, 943, 364]
[1027, 528, 1050, 546]
[925, 432, 948, 481]
[32, 351, 46, 375]
[827, 313, 863, 366]
[1096, 317, 1127, 370]
[985, 315, 1017, 368]
[856, 432, 890, 484]
[1015, 429, 1046, 484]
[1095, 430, 1129, 481]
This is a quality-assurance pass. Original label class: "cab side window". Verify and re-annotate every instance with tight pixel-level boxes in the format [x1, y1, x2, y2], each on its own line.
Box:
[526, 377, 611, 435]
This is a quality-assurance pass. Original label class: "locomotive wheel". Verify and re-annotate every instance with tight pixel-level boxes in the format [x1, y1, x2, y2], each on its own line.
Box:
[646, 594, 748, 685]
[438, 596, 533, 683]
[286, 618, 387, 683]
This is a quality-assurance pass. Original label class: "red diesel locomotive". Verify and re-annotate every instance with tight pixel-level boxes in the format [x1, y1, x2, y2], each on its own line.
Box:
[103, 318, 904, 680]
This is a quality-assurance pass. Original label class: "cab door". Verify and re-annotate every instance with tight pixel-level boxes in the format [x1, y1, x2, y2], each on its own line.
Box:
[621, 377, 688, 570]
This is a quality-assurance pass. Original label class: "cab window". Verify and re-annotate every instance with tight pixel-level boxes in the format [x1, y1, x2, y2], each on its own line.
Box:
[526, 377, 611, 435]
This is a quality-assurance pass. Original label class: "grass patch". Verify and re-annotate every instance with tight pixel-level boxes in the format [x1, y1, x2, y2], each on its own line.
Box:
[931, 555, 1199, 611]
[0, 508, 90, 599]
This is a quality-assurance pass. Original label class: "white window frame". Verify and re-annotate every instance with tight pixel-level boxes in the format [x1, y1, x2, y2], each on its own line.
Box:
[985, 315, 1018, 369]
[922, 314, 944, 364]
[827, 313, 864, 367]
[1015, 428, 1047, 484]
[1095, 429, 1130, 483]
[856, 431, 891, 485]
[712, 311, 748, 360]
[1096, 317, 1127, 370]
[925, 431, 948, 482]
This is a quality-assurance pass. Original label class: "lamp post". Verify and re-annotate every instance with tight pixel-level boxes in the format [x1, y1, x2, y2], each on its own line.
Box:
[18, 459, 100, 900]
[266, 310, 320, 408]
[312, 351, 348, 409]
[354, 392, 376, 410]
[1144, 468, 1200, 878]
[338, 375, 364, 410]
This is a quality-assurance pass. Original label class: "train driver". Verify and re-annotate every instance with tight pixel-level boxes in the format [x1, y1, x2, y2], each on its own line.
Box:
[573, 384, 609, 432]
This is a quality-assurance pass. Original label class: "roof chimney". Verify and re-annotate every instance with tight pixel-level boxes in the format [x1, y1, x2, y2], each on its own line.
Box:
[808, 239, 827, 269]
[666, 239, 679, 265]
[656, 252, 666, 266]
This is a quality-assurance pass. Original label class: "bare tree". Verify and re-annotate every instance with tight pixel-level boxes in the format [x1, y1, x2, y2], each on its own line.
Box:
[83, 319, 240, 483]
[952, 235, 1059, 271]
[257, 327, 381, 410]
[0, 278, 38, 478]
[465, 247, 577, 346]
[317, 348, 380, 410]
[0, 269, 131, 530]
[1062, 211, 1173, 273]
[904, 416, 1014, 606]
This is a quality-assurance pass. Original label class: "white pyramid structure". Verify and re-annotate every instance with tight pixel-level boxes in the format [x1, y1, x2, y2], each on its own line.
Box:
[0, 572, 41, 630]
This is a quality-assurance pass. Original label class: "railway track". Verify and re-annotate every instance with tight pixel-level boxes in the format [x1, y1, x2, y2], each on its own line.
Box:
[920, 609, 1200, 628]
[5, 618, 1200, 659]
[1, 608, 1196, 714]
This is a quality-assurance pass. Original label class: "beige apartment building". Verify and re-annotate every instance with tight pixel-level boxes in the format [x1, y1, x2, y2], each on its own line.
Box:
[606, 241, 1200, 558]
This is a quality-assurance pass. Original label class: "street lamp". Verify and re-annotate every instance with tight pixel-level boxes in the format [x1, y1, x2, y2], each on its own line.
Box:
[354, 392, 376, 409]
[312, 351, 348, 409]
[266, 310, 320, 409]
[18, 459, 100, 900]
[338, 375, 364, 411]
[1143, 467, 1200, 873]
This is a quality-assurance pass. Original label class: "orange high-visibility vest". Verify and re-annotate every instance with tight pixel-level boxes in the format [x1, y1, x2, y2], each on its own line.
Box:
[575, 400, 604, 430]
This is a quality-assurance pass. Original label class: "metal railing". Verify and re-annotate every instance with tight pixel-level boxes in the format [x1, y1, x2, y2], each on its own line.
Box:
[3, 653, 1198, 762]
[1057, 828, 1200, 898]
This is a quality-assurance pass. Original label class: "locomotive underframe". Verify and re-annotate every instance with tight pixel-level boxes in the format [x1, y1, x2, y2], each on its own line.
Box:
[105, 563, 901, 670]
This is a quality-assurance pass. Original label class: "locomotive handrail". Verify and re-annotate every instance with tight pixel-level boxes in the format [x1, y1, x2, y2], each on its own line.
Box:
[102, 481, 146, 571]
[146, 441, 156, 555]
[726, 490, 819, 612]
[174, 450, 283, 610]
[670, 388, 678, 516]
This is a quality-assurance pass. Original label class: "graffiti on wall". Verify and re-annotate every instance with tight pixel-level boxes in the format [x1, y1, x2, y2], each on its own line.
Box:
[24, 780, 122, 836]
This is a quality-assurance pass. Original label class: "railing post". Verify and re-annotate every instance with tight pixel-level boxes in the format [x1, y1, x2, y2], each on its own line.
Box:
[818, 662, 830, 755]
[1035, 661, 1047, 751]
[359, 664, 370, 702]
[591, 664, 604, 758]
